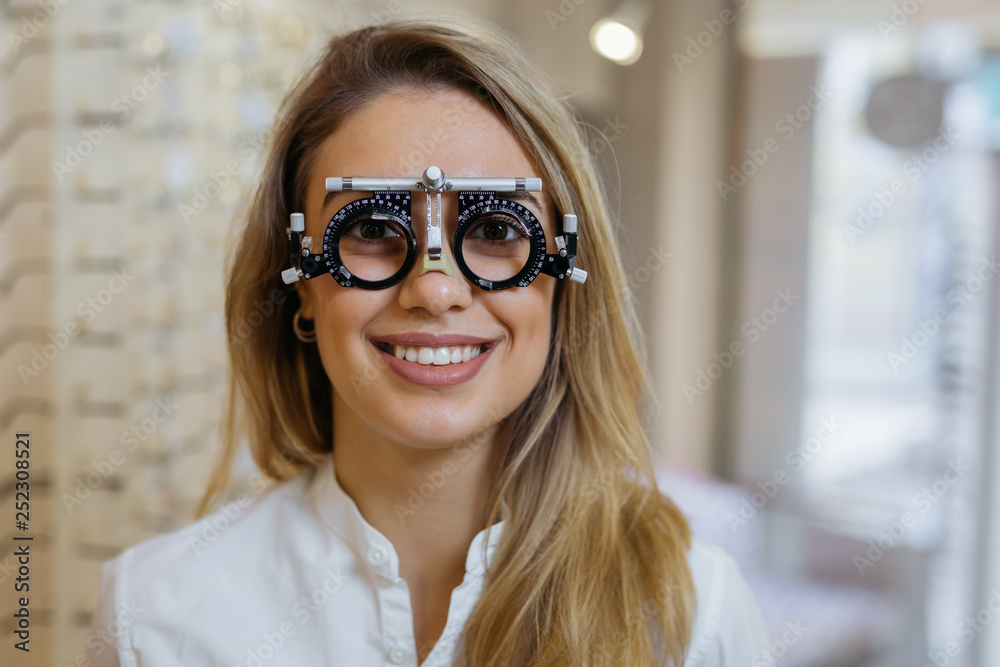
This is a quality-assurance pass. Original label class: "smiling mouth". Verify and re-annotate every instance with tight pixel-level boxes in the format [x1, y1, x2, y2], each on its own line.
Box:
[373, 341, 496, 366]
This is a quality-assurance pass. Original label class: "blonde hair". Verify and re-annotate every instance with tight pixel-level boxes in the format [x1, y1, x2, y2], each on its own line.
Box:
[198, 16, 694, 666]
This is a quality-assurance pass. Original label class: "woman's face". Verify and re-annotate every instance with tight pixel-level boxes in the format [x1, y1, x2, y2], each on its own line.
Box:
[296, 86, 557, 449]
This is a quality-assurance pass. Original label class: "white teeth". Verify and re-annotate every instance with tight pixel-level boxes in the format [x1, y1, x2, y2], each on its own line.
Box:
[389, 343, 486, 366]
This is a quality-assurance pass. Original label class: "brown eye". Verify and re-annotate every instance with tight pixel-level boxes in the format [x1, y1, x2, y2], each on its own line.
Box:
[468, 216, 525, 245]
[360, 221, 388, 239]
[481, 221, 509, 241]
[345, 217, 402, 243]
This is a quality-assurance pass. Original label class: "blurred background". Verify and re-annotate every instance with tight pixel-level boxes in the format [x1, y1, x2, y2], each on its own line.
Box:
[2, 0, 1000, 664]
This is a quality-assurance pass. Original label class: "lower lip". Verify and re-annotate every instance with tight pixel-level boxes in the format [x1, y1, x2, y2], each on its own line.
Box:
[372, 342, 496, 387]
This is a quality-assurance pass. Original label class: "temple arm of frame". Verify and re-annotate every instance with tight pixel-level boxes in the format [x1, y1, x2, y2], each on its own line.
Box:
[281, 212, 306, 284]
[538, 213, 588, 284]
[563, 214, 587, 283]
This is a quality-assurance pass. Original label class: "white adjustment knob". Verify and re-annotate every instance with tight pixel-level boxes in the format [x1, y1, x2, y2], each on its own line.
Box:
[568, 267, 588, 284]
[281, 268, 301, 284]
[422, 165, 444, 189]
[562, 214, 577, 234]
[290, 212, 305, 232]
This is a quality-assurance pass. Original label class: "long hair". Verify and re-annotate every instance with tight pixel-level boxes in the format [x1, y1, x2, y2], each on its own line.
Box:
[197, 15, 695, 666]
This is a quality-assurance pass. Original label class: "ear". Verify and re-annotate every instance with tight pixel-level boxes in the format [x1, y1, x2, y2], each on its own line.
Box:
[295, 281, 315, 319]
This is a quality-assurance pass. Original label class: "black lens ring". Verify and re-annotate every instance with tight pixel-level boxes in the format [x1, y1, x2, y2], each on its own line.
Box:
[453, 193, 545, 291]
[321, 192, 416, 290]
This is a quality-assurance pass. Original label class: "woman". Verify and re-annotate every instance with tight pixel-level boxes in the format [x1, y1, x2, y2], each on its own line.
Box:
[86, 16, 770, 667]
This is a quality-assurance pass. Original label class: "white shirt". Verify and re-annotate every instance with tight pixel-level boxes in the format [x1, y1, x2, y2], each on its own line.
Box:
[85, 454, 771, 666]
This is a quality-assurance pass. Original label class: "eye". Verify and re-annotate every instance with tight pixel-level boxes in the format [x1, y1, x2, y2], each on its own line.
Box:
[467, 215, 527, 246]
[345, 216, 402, 244]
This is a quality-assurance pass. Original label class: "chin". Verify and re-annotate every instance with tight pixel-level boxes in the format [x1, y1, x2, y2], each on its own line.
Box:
[381, 414, 497, 449]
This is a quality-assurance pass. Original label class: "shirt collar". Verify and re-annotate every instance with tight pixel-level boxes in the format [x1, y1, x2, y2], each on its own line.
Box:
[309, 453, 505, 579]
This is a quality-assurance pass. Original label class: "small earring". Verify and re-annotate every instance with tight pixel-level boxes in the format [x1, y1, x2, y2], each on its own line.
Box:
[293, 308, 316, 343]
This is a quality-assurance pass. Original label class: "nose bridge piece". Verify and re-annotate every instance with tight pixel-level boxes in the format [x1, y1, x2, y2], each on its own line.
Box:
[418, 165, 453, 276]
[419, 251, 455, 276]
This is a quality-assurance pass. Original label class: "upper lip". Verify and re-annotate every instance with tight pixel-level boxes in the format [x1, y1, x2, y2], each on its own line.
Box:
[370, 332, 499, 347]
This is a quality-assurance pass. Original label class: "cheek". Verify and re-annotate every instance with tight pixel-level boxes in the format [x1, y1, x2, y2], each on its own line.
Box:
[499, 282, 555, 361]
[310, 284, 384, 379]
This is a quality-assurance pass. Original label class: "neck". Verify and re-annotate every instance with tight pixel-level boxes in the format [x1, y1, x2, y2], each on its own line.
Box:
[331, 393, 508, 587]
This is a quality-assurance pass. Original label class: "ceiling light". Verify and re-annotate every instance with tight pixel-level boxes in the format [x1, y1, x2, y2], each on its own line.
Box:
[590, 0, 651, 66]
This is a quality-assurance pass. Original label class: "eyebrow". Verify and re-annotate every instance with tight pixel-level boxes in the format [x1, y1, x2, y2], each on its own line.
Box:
[320, 188, 544, 219]
[497, 190, 543, 210]
[321, 190, 346, 219]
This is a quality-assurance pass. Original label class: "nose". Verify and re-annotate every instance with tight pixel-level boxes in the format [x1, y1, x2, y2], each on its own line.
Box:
[396, 194, 473, 317]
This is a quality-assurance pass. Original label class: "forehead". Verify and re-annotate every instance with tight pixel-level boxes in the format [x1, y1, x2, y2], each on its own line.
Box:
[306, 87, 542, 194]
